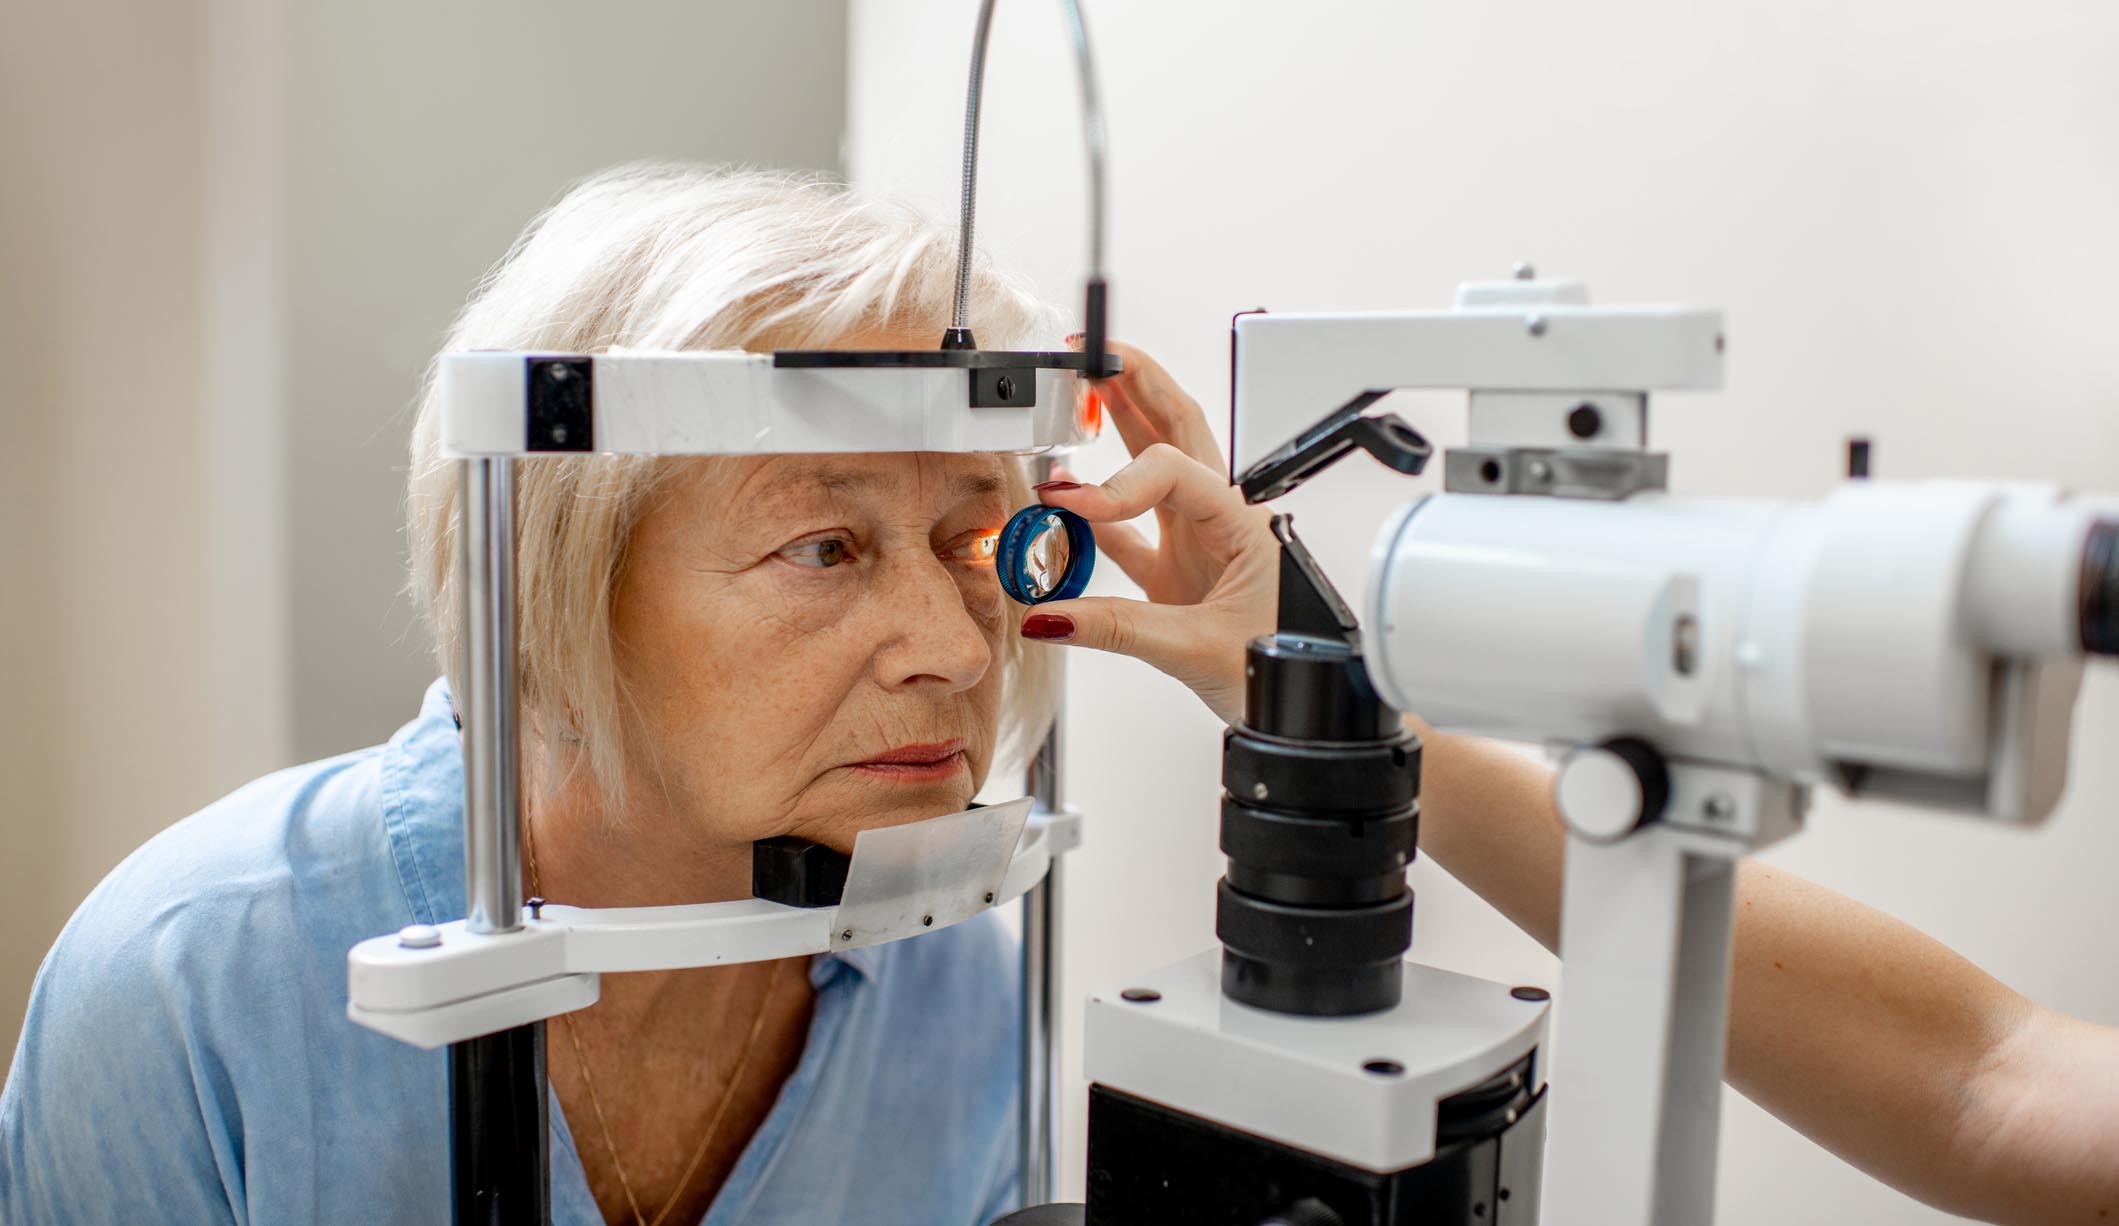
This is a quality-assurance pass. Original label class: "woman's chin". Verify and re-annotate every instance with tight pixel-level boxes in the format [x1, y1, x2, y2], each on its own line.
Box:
[789, 768, 980, 852]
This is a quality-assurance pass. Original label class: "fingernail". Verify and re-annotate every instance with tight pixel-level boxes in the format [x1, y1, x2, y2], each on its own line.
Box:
[1063, 332, 1084, 348]
[1020, 614, 1075, 641]
[1033, 480, 1083, 493]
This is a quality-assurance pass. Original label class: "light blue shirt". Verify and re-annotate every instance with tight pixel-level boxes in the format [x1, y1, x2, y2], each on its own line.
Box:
[1, 680, 1022, 1225]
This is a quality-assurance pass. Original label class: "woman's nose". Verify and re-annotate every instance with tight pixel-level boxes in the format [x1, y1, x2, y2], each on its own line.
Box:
[870, 554, 993, 693]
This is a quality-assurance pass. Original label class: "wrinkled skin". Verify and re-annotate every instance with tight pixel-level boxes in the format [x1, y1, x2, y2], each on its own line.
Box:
[608, 449, 1011, 859]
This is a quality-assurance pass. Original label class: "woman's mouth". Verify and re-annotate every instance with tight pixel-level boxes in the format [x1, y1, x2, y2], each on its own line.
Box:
[851, 740, 970, 782]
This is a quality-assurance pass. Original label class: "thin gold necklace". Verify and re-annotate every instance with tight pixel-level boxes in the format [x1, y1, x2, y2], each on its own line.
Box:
[528, 815, 789, 1226]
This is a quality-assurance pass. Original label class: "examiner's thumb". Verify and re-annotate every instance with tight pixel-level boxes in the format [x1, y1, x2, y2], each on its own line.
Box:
[1019, 597, 1245, 723]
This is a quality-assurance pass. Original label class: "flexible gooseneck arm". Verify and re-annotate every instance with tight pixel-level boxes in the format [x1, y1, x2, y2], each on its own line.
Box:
[949, 0, 1112, 375]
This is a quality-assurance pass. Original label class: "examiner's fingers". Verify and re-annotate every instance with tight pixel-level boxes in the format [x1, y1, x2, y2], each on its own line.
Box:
[1019, 595, 1248, 724]
[1088, 518, 1157, 585]
[1069, 337, 1224, 469]
[1036, 443, 1256, 552]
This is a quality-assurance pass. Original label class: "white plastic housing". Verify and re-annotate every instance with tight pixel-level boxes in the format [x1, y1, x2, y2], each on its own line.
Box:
[439, 351, 1097, 458]
[1365, 481, 2098, 820]
[1085, 950, 1548, 1173]
[1230, 283, 1723, 475]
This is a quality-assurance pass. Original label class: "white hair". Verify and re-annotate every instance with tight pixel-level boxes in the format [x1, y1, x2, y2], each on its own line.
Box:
[407, 163, 1061, 805]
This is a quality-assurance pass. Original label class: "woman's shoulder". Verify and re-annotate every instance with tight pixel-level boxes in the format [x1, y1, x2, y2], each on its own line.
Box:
[0, 736, 440, 1223]
[61, 747, 396, 976]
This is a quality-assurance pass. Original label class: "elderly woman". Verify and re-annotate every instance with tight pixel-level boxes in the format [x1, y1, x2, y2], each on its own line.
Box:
[1, 166, 1061, 1226]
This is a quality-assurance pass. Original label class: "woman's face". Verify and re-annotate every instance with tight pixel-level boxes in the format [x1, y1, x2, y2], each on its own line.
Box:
[609, 449, 1013, 854]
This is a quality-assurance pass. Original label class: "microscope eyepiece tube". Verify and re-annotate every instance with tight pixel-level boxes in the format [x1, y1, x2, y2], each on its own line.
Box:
[1365, 482, 2105, 819]
[1961, 496, 2115, 658]
[2081, 518, 2119, 656]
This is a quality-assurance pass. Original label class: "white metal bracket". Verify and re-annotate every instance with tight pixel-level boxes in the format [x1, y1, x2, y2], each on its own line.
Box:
[349, 799, 1063, 1049]
[1545, 761, 1806, 1226]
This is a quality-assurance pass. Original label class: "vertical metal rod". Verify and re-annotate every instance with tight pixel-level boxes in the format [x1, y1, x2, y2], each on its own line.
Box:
[450, 1023, 550, 1226]
[1546, 829, 1738, 1226]
[461, 456, 524, 936]
[1020, 707, 1065, 1206]
[451, 456, 547, 1226]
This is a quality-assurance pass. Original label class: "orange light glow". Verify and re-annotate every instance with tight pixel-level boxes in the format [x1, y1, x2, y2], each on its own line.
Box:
[1077, 388, 1105, 437]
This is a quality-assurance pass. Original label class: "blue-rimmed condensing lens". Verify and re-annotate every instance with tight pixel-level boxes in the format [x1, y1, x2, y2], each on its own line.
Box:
[997, 504, 1096, 605]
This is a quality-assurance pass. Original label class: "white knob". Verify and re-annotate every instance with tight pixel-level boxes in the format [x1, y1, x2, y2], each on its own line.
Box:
[1556, 739, 1669, 843]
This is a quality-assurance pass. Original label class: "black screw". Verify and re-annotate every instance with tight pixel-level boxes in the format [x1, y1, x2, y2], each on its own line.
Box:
[1511, 985, 1551, 1002]
[1119, 987, 1161, 1004]
[840, 928, 853, 941]
[982, 892, 995, 904]
[526, 896, 544, 919]
[1362, 1059, 1405, 1077]
[1479, 459, 1503, 484]
[921, 914, 934, 927]
[995, 375, 1016, 400]
[1567, 403, 1603, 439]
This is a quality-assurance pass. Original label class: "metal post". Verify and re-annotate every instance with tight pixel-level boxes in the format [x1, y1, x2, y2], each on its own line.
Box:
[1020, 711, 1064, 1207]
[450, 456, 549, 1226]
[1545, 827, 1739, 1226]
[462, 456, 524, 937]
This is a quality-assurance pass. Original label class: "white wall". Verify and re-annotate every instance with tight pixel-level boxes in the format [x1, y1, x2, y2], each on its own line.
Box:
[849, 2, 2119, 1221]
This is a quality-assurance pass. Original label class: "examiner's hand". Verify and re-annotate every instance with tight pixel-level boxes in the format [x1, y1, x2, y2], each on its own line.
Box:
[1019, 340, 1277, 723]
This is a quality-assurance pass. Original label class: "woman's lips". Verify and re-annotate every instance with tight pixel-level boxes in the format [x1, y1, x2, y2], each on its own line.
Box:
[851, 740, 969, 782]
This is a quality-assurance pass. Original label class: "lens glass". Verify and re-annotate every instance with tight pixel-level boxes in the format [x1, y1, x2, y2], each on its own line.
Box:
[1026, 514, 1072, 597]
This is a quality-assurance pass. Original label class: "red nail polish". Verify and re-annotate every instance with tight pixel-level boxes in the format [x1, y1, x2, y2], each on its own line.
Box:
[1021, 613, 1075, 641]
[1034, 480, 1083, 493]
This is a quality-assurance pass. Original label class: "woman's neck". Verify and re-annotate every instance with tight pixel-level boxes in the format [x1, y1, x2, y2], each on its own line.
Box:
[523, 773, 754, 911]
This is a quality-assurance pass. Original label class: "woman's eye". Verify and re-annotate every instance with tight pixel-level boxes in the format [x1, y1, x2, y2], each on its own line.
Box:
[780, 537, 858, 569]
[944, 530, 1001, 565]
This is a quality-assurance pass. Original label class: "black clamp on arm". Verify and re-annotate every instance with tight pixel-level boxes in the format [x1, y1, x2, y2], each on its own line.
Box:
[752, 838, 850, 908]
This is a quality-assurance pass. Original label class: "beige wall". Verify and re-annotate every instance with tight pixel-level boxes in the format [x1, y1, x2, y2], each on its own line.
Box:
[1, 0, 848, 1065]
[0, 0, 224, 1059]
[850, 1, 2119, 1220]
[285, 0, 851, 761]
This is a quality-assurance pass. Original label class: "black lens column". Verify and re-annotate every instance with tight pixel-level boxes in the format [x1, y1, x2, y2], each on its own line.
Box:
[1216, 519, 1419, 1017]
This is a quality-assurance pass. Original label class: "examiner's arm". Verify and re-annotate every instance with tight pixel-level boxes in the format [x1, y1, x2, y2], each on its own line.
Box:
[1026, 340, 2119, 1224]
[1413, 720, 2119, 1224]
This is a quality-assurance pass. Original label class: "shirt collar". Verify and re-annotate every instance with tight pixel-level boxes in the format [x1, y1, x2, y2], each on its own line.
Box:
[379, 678, 878, 985]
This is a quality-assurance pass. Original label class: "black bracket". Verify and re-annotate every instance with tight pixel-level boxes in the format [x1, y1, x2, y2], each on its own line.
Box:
[971, 366, 1037, 408]
[1236, 393, 1431, 504]
[773, 345, 1122, 410]
[751, 838, 850, 908]
[525, 356, 593, 452]
[1270, 515, 1360, 648]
